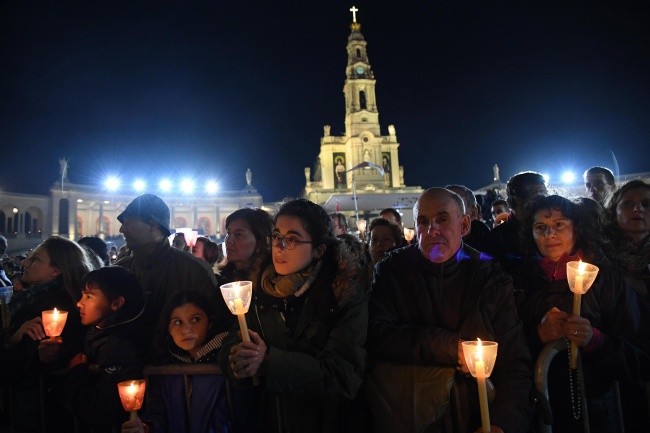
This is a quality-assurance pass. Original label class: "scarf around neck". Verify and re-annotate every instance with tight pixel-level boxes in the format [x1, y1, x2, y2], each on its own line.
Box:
[261, 260, 322, 299]
[538, 251, 583, 282]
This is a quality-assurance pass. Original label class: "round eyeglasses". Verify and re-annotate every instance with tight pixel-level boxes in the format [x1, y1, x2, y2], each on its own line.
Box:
[271, 234, 312, 250]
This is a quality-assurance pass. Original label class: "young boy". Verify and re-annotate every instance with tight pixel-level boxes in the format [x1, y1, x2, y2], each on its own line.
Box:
[52, 266, 148, 433]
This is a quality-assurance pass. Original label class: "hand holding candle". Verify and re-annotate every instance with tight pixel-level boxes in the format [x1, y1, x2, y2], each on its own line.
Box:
[117, 380, 146, 421]
[220, 281, 253, 342]
[41, 308, 68, 338]
[566, 260, 599, 369]
[462, 339, 498, 433]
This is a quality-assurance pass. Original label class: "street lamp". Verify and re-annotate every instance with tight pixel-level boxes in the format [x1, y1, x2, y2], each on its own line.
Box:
[346, 161, 384, 223]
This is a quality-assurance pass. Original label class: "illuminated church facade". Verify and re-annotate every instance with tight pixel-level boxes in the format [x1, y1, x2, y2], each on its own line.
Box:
[303, 9, 423, 223]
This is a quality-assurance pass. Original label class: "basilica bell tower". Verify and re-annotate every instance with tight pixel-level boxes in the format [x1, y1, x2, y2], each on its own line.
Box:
[304, 7, 422, 215]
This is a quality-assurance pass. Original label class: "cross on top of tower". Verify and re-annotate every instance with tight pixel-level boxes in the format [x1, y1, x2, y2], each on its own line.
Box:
[350, 6, 358, 23]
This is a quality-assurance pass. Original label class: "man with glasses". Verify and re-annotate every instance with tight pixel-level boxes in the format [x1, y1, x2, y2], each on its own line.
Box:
[366, 188, 532, 433]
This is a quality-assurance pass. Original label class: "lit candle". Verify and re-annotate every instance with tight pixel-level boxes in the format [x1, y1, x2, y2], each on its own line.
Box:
[41, 308, 68, 338]
[220, 281, 253, 342]
[570, 261, 587, 369]
[475, 339, 491, 433]
[219, 281, 257, 384]
[234, 297, 250, 343]
[463, 339, 498, 433]
[117, 380, 146, 421]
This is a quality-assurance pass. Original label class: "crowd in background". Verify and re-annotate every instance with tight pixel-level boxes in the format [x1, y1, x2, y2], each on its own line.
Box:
[0, 165, 648, 433]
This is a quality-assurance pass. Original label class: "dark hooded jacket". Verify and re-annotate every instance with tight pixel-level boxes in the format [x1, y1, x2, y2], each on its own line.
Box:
[220, 240, 368, 433]
[142, 332, 230, 433]
[55, 301, 149, 433]
[0, 277, 85, 379]
[367, 243, 533, 433]
[116, 239, 231, 346]
[518, 253, 650, 433]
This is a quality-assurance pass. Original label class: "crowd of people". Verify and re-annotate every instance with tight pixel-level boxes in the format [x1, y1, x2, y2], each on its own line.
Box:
[0, 165, 648, 433]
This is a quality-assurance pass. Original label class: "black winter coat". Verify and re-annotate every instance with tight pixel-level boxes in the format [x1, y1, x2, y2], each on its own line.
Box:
[55, 305, 149, 433]
[368, 244, 533, 433]
[518, 256, 650, 433]
[220, 242, 368, 433]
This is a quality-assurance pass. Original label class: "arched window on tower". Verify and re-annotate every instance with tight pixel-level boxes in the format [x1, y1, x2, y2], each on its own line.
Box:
[356, 48, 361, 58]
[359, 91, 367, 110]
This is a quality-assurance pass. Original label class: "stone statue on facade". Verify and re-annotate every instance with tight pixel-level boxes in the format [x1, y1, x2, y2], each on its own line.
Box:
[59, 157, 69, 181]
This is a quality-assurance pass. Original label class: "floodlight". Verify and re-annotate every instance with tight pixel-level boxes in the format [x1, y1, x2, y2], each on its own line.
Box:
[133, 179, 146, 192]
[561, 171, 576, 184]
[159, 178, 173, 192]
[104, 176, 121, 191]
[205, 180, 219, 194]
[180, 178, 195, 194]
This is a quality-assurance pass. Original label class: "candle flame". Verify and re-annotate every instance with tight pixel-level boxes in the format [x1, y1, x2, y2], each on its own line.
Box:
[129, 381, 137, 394]
[578, 260, 587, 274]
[477, 338, 483, 360]
[233, 281, 242, 298]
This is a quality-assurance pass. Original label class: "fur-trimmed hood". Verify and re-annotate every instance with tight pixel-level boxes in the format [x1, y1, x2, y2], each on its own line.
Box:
[327, 238, 364, 306]
[250, 237, 365, 312]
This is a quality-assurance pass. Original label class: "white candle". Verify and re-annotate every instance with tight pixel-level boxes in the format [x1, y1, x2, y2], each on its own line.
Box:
[570, 262, 587, 369]
[475, 340, 491, 432]
[232, 286, 251, 342]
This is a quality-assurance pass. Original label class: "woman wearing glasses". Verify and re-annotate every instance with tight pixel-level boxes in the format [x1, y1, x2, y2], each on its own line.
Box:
[220, 198, 368, 433]
[518, 195, 648, 433]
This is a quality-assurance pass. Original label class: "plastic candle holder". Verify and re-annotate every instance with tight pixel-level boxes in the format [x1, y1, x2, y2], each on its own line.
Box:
[566, 261, 599, 295]
[41, 308, 68, 338]
[462, 340, 498, 379]
[184, 230, 199, 248]
[117, 380, 146, 420]
[462, 339, 498, 433]
[566, 260, 599, 369]
[220, 281, 253, 342]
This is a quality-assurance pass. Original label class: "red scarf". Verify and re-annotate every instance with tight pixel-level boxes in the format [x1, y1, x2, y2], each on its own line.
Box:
[539, 251, 583, 282]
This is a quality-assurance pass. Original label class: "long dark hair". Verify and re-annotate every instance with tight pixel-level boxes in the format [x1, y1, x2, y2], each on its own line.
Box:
[39, 236, 95, 302]
[521, 195, 603, 260]
[275, 198, 335, 249]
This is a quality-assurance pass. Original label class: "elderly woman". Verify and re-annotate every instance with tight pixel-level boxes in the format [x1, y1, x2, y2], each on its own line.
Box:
[220, 198, 367, 433]
[518, 195, 649, 433]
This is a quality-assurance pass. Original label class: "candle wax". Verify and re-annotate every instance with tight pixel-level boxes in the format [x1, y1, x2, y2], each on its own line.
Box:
[476, 359, 491, 433]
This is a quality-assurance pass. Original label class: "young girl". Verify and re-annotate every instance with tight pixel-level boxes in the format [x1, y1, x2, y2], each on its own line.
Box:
[122, 290, 230, 433]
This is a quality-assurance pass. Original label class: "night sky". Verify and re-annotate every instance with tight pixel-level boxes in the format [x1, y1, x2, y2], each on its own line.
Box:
[2, 1, 649, 202]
